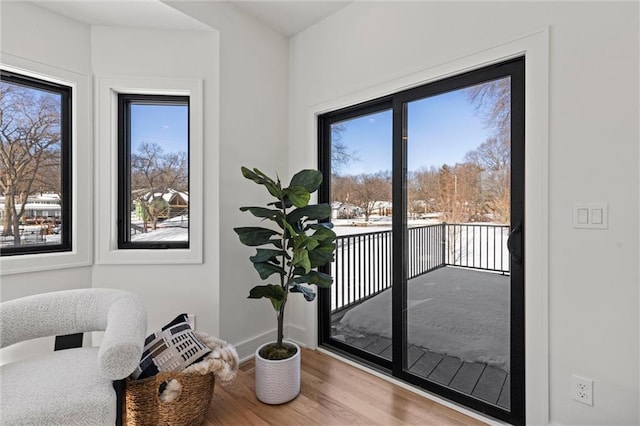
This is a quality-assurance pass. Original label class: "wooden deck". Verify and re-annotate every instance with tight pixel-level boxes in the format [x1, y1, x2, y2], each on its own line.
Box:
[337, 331, 510, 410]
[329, 266, 511, 410]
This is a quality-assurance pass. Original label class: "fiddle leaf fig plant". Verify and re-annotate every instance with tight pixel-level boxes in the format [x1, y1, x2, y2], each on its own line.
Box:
[234, 167, 336, 360]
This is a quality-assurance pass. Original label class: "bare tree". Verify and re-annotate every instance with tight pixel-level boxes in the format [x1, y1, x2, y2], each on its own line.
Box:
[0, 81, 62, 243]
[408, 166, 439, 216]
[331, 123, 357, 173]
[131, 142, 187, 231]
[466, 77, 511, 140]
[466, 77, 512, 223]
[345, 172, 391, 222]
[465, 137, 510, 223]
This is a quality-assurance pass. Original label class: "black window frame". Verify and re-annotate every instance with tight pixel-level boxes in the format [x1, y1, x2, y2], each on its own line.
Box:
[117, 93, 190, 250]
[0, 70, 72, 256]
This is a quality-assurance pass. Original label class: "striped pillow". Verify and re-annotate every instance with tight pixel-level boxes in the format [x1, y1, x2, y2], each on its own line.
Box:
[131, 313, 211, 380]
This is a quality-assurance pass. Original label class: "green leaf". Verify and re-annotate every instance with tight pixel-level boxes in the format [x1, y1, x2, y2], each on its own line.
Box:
[282, 220, 298, 240]
[253, 262, 287, 279]
[248, 284, 286, 311]
[287, 204, 331, 225]
[290, 284, 316, 302]
[250, 248, 285, 263]
[289, 169, 323, 193]
[294, 271, 334, 288]
[283, 186, 310, 208]
[241, 167, 282, 198]
[241, 166, 264, 184]
[292, 249, 311, 274]
[308, 244, 335, 268]
[239, 206, 283, 221]
[306, 222, 335, 231]
[305, 239, 320, 251]
[310, 226, 336, 243]
[234, 227, 279, 246]
[268, 199, 293, 209]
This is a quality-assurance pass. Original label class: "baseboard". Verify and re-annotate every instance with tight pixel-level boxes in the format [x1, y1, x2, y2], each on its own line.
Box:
[234, 329, 277, 362]
[234, 324, 309, 363]
[285, 324, 309, 347]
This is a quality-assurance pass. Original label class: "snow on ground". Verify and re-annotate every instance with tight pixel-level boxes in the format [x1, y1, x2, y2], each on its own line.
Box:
[331, 216, 441, 236]
[0, 225, 61, 247]
[130, 215, 188, 242]
[131, 226, 188, 242]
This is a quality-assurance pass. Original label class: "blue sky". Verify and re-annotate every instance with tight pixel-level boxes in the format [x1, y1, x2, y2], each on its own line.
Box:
[130, 104, 188, 154]
[333, 87, 492, 175]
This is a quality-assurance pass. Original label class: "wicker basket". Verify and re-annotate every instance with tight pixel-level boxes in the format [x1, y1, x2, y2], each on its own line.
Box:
[125, 371, 215, 426]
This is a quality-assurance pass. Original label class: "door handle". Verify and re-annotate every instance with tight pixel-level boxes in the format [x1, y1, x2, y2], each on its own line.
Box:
[507, 221, 523, 265]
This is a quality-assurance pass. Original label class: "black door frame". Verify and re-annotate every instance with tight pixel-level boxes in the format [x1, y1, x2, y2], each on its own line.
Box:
[318, 57, 525, 425]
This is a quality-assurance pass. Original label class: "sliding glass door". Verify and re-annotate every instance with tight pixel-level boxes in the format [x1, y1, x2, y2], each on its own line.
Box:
[319, 58, 525, 424]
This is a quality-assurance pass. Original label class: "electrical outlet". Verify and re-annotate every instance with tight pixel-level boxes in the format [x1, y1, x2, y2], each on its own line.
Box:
[572, 375, 593, 406]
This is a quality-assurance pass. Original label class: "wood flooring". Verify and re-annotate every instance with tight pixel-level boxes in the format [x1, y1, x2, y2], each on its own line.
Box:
[204, 348, 486, 426]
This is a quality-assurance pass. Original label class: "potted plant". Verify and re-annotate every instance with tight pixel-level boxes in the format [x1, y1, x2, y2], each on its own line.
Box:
[234, 166, 336, 404]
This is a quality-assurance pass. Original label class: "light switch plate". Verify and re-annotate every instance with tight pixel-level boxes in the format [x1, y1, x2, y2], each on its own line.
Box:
[573, 203, 608, 229]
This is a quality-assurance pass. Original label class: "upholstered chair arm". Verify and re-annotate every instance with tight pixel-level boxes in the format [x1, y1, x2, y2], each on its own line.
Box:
[98, 294, 147, 380]
[0, 288, 147, 380]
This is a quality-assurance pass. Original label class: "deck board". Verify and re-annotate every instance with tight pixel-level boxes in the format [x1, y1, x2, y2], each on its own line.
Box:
[364, 336, 392, 355]
[497, 375, 511, 409]
[428, 355, 463, 385]
[407, 346, 425, 368]
[449, 362, 486, 394]
[409, 350, 443, 377]
[472, 365, 507, 403]
[349, 334, 376, 349]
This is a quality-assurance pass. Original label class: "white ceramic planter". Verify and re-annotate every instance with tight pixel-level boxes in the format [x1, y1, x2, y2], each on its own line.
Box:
[254, 341, 301, 404]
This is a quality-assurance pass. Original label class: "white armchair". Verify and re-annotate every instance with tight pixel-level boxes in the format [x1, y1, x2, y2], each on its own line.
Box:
[0, 288, 147, 425]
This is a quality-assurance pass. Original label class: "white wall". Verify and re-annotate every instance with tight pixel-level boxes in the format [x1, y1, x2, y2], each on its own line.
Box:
[288, 2, 639, 425]
[165, 1, 290, 358]
[0, 5, 93, 295]
[90, 25, 220, 336]
[0, 2, 92, 76]
[1, 0, 291, 362]
[0, 1, 94, 362]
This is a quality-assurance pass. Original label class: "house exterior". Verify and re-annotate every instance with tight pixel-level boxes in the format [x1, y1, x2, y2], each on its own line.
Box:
[134, 189, 189, 220]
[0, 193, 62, 224]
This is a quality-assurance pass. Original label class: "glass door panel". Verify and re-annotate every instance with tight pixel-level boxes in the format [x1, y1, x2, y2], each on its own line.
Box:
[328, 109, 394, 361]
[319, 58, 525, 424]
[405, 78, 512, 410]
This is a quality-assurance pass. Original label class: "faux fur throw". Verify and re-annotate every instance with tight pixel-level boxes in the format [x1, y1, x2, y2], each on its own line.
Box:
[182, 332, 239, 386]
[158, 331, 239, 403]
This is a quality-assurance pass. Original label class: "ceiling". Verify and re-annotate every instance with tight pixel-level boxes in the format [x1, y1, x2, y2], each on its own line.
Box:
[32, 1, 210, 31]
[229, 1, 351, 37]
[27, 0, 351, 36]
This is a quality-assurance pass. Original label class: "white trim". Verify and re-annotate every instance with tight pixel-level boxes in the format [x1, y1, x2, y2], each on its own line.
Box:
[0, 54, 92, 275]
[303, 27, 550, 425]
[234, 328, 277, 363]
[95, 76, 203, 264]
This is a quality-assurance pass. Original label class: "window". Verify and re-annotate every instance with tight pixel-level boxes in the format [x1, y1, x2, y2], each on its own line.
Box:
[117, 94, 190, 249]
[0, 70, 72, 256]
